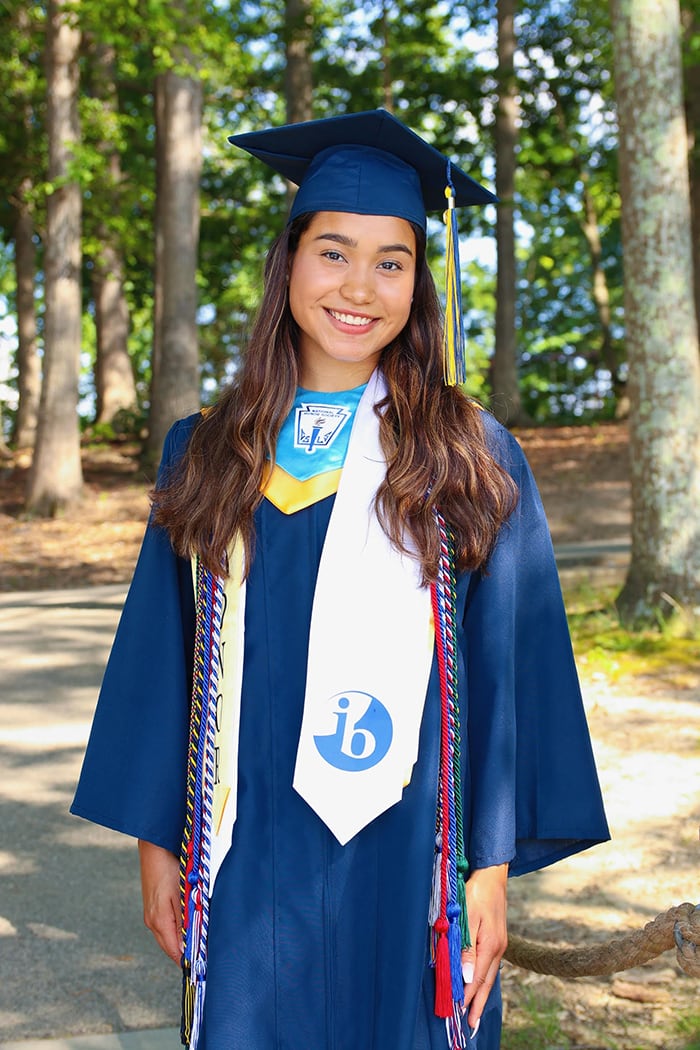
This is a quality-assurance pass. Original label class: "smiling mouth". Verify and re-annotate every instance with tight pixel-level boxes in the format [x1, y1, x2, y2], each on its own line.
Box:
[327, 308, 376, 327]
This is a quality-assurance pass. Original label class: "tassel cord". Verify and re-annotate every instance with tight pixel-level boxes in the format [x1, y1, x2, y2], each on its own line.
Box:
[442, 164, 466, 387]
[179, 564, 225, 1048]
[432, 508, 472, 1039]
[435, 513, 471, 947]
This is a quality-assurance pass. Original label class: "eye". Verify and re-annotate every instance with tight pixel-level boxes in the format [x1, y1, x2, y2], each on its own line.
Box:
[378, 259, 403, 272]
[322, 249, 346, 263]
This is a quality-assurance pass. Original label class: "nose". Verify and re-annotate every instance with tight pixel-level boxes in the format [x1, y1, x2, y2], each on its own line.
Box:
[340, 266, 375, 305]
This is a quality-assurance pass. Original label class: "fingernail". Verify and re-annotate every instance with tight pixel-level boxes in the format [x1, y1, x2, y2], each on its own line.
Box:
[469, 1018, 481, 1040]
[462, 960, 474, 984]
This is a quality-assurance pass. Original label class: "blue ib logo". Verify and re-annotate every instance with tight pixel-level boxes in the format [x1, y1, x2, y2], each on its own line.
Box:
[313, 691, 393, 772]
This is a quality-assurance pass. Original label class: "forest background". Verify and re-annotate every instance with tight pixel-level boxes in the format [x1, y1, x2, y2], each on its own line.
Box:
[1, 0, 699, 623]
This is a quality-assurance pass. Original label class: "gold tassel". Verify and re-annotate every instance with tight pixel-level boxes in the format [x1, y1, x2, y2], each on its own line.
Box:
[442, 179, 466, 387]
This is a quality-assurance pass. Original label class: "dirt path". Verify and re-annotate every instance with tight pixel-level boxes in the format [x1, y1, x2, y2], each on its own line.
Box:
[503, 672, 700, 1049]
[0, 421, 631, 591]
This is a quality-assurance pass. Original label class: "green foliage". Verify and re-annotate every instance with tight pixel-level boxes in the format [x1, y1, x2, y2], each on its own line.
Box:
[0, 0, 631, 424]
[500, 990, 569, 1050]
[514, 1, 624, 419]
[676, 1009, 700, 1050]
[564, 578, 700, 683]
[83, 406, 149, 442]
[0, 3, 47, 236]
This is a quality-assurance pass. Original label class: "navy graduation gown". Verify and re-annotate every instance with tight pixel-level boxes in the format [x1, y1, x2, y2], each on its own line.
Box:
[71, 412, 609, 1050]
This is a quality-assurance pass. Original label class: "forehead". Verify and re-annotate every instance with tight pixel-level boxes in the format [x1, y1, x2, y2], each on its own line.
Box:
[302, 211, 416, 249]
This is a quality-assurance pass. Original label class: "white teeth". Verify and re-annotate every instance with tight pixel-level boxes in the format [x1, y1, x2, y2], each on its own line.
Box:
[329, 309, 374, 326]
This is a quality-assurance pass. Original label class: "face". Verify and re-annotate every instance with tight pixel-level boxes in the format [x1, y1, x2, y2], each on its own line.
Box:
[288, 211, 417, 391]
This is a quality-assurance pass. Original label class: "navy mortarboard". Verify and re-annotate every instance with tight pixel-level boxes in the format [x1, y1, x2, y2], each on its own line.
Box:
[230, 108, 497, 385]
[229, 108, 496, 230]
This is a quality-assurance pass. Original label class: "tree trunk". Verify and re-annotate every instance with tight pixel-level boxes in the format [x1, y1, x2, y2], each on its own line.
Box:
[380, 0, 393, 112]
[611, 0, 700, 623]
[12, 185, 41, 450]
[150, 74, 167, 428]
[143, 64, 202, 468]
[491, 0, 528, 425]
[285, 0, 313, 124]
[93, 242, 136, 424]
[284, 0, 313, 209]
[88, 40, 137, 426]
[682, 7, 700, 339]
[579, 172, 625, 403]
[26, 0, 83, 514]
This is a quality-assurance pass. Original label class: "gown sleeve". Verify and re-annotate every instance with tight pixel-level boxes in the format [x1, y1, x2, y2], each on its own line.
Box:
[70, 415, 200, 853]
[463, 416, 610, 877]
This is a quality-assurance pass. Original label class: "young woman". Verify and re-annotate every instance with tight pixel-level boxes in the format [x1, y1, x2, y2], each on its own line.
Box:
[72, 110, 609, 1050]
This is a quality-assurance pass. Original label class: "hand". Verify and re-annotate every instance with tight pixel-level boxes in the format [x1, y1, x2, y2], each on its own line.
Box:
[138, 839, 182, 965]
[461, 862, 508, 1033]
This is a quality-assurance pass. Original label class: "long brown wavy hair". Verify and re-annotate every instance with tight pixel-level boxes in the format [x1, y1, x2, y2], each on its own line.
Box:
[152, 213, 518, 583]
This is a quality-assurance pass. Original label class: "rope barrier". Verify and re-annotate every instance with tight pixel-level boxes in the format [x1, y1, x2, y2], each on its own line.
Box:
[504, 902, 700, 979]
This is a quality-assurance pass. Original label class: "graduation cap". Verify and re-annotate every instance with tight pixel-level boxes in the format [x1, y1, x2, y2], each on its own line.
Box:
[228, 109, 495, 231]
[229, 109, 496, 384]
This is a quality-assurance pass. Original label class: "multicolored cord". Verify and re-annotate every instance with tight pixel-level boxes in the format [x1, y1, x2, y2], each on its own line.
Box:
[180, 559, 225, 1049]
[430, 506, 470, 1049]
[179, 516, 468, 1050]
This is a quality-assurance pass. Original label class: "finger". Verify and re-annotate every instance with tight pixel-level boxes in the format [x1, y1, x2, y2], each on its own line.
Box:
[461, 946, 476, 986]
[145, 896, 181, 964]
[466, 955, 501, 1030]
[163, 895, 183, 963]
[461, 937, 499, 1010]
[462, 965, 487, 1013]
[152, 916, 181, 964]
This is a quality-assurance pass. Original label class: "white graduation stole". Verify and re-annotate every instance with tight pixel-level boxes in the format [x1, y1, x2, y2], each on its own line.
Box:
[292, 371, 435, 844]
[204, 370, 435, 890]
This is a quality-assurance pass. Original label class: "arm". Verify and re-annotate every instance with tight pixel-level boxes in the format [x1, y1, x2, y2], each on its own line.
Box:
[71, 415, 200, 850]
[138, 839, 182, 964]
[463, 419, 608, 878]
[458, 418, 608, 1031]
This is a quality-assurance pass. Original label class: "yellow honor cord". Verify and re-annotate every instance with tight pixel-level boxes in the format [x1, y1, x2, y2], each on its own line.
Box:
[442, 184, 466, 387]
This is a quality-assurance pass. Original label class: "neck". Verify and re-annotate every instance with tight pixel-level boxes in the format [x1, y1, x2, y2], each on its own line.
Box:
[297, 359, 378, 393]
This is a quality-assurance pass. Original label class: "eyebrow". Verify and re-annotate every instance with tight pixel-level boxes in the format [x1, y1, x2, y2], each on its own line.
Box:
[313, 232, 414, 257]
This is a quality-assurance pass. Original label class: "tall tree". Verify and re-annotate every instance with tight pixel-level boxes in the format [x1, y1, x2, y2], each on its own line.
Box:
[611, 0, 700, 622]
[26, 0, 83, 513]
[491, 0, 528, 424]
[284, 0, 313, 212]
[682, 2, 700, 334]
[144, 40, 203, 466]
[84, 38, 137, 425]
[0, 3, 45, 450]
[12, 181, 41, 449]
[285, 0, 313, 123]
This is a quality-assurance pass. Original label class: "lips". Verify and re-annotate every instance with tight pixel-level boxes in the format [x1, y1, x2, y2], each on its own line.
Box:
[327, 308, 376, 327]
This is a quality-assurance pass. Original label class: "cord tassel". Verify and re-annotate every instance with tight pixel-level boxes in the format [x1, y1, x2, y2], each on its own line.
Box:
[434, 916, 453, 1018]
[429, 834, 443, 929]
[457, 857, 471, 949]
[180, 960, 194, 1047]
[448, 901, 465, 1004]
[448, 1005, 468, 1049]
[442, 165, 466, 386]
